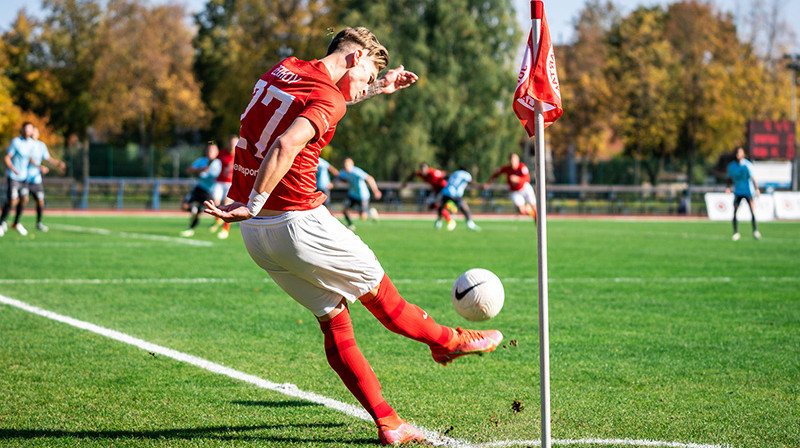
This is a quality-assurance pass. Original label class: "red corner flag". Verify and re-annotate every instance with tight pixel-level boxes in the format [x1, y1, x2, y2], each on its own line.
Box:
[513, 2, 562, 137]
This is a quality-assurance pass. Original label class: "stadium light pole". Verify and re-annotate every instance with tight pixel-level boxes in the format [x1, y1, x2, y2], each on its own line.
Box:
[530, 1, 552, 447]
[784, 53, 799, 191]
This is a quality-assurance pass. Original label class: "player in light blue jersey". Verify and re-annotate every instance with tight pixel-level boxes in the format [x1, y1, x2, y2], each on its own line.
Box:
[316, 157, 340, 206]
[726, 147, 761, 241]
[26, 127, 66, 232]
[336, 157, 381, 230]
[1, 122, 37, 237]
[180, 143, 221, 237]
[439, 167, 480, 231]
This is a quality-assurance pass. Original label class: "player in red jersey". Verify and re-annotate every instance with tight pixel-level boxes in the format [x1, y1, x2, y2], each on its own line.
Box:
[485, 153, 537, 221]
[210, 135, 239, 239]
[203, 27, 503, 445]
[401, 162, 453, 228]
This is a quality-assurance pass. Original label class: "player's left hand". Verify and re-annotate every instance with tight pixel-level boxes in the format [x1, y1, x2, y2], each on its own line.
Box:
[203, 200, 252, 222]
[379, 65, 418, 94]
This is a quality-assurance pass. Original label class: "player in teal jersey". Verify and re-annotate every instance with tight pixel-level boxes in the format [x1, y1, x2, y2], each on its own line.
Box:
[726, 147, 761, 241]
[439, 167, 480, 231]
[1, 122, 37, 237]
[336, 157, 381, 229]
[316, 157, 340, 207]
[26, 126, 66, 232]
[180, 143, 222, 237]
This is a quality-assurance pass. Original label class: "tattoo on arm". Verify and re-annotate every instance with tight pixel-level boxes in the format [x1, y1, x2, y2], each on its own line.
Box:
[346, 79, 385, 106]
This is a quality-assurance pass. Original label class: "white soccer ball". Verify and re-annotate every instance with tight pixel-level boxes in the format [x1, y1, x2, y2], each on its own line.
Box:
[451, 268, 505, 321]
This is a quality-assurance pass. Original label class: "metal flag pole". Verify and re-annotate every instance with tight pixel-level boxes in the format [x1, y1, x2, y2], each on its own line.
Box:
[531, 1, 551, 447]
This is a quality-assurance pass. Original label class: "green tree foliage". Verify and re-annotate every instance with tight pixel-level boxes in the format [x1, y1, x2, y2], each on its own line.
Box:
[91, 0, 208, 146]
[193, 0, 331, 143]
[0, 40, 23, 145]
[551, 1, 619, 168]
[1, 12, 63, 118]
[560, 0, 791, 185]
[606, 5, 682, 184]
[331, 0, 522, 180]
[38, 0, 102, 140]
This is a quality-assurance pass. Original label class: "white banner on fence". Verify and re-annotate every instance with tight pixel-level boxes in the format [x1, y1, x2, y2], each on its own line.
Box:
[704, 193, 775, 222]
[773, 192, 800, 220]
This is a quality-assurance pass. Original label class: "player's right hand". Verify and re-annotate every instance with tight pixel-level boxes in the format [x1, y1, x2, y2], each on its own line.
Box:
[203, 200, 252, 222]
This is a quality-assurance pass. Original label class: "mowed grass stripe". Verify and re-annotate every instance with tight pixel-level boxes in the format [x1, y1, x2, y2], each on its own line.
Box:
[1, 215, 797, 447]
[0, 293, 729, 448]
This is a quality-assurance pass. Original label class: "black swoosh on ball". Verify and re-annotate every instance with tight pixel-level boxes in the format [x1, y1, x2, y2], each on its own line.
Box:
[454, 282, 485, 300]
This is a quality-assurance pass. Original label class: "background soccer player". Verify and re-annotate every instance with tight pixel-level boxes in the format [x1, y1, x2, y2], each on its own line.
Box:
[210, 135, 237, 239]
[180, 142, 221, 237]
[439, 167, 481, 231]
[27, 126, 66, 232]
[203, 27, 502, 445]
[485, 152, 538, 222]
[726, 147, 761, 241]
[336, 157, 381, 230]
[1, 122, 36, 237]
[402, 162, 452, 228]
[315, 156, 339, 206]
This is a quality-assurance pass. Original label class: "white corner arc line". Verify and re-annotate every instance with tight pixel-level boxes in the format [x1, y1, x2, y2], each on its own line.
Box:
[0, 294, 729, 448]
[50, 224, 214, 247]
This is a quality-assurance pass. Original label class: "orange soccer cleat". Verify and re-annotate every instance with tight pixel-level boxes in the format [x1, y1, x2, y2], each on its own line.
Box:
[431, 327, 503, 365]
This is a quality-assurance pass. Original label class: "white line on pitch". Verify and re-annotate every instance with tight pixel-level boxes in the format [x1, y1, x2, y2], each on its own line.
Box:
[0, 294, 728, 448]
[392, 276, 800, 285]
[0, 278, 244, 285]
[2, 276, 797, 286]
[49, 224, 214, 247]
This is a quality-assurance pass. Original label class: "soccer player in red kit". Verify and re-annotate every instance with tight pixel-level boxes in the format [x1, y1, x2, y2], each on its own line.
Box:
[204, 27, 503, 445]
[402, 162, 453, 228]
[210, 135, 239, 239]
[486, 153, 537, 221]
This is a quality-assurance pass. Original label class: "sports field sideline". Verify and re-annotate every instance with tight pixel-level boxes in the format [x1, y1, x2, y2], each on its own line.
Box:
[1, 212, 798, 447]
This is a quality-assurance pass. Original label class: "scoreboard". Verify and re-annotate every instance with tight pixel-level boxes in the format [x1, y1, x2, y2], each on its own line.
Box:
[747, 120, 796, 160]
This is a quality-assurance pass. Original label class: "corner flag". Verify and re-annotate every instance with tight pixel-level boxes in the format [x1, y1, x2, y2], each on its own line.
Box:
[513, 1, 562, 137]
[514, 2, 560, 448]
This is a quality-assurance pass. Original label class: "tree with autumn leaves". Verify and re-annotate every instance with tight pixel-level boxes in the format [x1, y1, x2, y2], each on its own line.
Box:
[553, 0, 793, 185]
[1, 0, 796, 184]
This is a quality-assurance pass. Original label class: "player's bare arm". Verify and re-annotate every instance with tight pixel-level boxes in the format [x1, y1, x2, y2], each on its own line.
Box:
[204, 117, 315, 222]
[346, 65, 419, 106]
[4, 153, 18, 175]
[366, 175, 382, 200]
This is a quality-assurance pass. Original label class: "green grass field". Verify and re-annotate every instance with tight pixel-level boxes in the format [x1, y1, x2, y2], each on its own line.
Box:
[1, 214, 798, 448]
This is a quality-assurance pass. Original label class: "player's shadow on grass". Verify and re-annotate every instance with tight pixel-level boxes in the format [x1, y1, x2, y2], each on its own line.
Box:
[231, 399, 322, 408]
[0, 422, 375, 445]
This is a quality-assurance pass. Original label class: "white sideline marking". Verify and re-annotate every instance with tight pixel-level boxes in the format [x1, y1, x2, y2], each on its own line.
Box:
[1, 276, 797, 287]
[0, 294, 729, 448]
[49, 224, 214, 247]
[392, 276, 800, 285]
[0, 278, 241, 285]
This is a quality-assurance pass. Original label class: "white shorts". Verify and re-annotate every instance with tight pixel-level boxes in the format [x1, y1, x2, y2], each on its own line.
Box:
[240, 205, 385, 317]
[212, 182, 232, 204]
[510, 182, 536, 208]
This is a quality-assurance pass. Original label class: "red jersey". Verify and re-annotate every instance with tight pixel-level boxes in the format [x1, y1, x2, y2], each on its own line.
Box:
[416, 168, 447, 192]
[229, 57, 346, 210]
[216, 150, 235, 183]
[495, 163, 531, 191]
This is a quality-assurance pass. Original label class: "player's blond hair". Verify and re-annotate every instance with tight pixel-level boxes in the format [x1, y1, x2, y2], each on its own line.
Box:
[326, 27, 389, 72]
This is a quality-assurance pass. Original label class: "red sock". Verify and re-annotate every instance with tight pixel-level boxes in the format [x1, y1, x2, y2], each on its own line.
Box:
[362, 274, 454, 349]
[442, 208, 452, 221]
[319, 307, 401, 427]
[222, 222, 230, 231]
